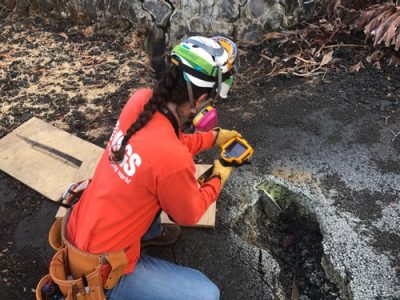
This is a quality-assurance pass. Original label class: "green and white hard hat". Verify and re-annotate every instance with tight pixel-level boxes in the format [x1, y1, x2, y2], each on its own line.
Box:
[171, 36, 237, 99]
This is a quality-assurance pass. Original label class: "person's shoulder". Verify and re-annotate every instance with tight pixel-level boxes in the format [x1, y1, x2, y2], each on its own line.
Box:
[128, 88, 153, 102]
[134, 88, 153, 98]
[122, 88, 153, 113]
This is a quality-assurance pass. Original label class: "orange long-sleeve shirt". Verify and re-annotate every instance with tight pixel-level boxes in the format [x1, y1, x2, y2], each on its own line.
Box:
[66, 88, 221, 273]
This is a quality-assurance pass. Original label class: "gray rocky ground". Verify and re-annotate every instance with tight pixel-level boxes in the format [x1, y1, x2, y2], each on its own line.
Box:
[149, 66, 400, 299]
[1, 16, 399, 300]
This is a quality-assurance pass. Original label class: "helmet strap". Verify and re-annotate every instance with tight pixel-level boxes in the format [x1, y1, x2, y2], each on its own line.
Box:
[185, 80, 197, 120]
[208, 67, 222, 103]
[215, 66, 222, 101]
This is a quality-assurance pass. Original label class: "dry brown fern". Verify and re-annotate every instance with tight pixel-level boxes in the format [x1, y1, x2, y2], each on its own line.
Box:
[324, 0, 380, 22]
[354, 4, 400, 50]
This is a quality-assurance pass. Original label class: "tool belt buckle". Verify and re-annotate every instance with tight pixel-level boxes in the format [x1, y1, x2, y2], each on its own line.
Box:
[62, 182, 78, 201]
[62, 179, 90, 201]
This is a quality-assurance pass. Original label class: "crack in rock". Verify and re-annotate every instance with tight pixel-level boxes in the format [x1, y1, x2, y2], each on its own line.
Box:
[233, 180, 340, 299]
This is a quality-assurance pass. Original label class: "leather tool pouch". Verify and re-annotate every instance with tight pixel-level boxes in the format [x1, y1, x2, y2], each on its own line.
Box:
[50, 248, 105, 300]
[36, 180, 128, 300]
[48, 217, 64, 251]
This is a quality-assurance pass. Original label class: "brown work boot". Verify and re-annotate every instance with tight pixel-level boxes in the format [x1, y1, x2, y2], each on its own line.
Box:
[141, 224, 182, 249]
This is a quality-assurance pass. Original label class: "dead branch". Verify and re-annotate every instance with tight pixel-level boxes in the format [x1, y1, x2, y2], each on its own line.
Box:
[322, 44, 368, 49]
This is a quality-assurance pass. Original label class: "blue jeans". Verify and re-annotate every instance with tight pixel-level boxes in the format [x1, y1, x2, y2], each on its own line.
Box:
[105, 213, 220, 300]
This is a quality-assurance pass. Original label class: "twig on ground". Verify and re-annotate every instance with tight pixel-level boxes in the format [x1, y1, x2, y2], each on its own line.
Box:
[322, 68, 329, 81]
[389, 129, 400, 142]
[299, 33, 311, 48]
[382, 115, 391, 126]
[322, 44, 368, 49]
[260, 54, 273, 61]
[15, 199, 22, 210]
[294, 55, 318, 64]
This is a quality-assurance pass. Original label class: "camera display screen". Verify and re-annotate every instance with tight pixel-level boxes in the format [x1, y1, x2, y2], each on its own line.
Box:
[225, 141, 247, 158]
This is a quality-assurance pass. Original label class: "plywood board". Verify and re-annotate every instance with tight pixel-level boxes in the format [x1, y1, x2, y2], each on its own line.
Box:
[0, 117, 216, 227]
[0, 117, 103, 201]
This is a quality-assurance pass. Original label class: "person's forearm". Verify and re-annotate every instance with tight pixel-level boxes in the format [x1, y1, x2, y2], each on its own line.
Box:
[180, 131, 216, 155]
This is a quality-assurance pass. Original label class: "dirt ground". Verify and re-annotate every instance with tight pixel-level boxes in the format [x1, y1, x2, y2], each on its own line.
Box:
[1, 15, 399, 299]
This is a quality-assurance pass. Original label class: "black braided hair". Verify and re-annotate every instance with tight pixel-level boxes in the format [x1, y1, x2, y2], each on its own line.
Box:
[109, 64, 211, 163]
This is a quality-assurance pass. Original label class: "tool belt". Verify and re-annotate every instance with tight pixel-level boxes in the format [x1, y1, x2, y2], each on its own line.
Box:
[36, 180, 128, 300]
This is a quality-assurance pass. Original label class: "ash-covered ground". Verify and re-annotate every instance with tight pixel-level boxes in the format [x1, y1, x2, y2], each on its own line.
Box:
[1, 16, 400, 300]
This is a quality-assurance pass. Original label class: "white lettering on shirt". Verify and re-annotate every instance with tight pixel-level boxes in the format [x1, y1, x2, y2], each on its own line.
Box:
[108, 122, 142, 183]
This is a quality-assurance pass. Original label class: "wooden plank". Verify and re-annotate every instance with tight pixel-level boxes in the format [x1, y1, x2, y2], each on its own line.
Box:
[0, 117, 216, 227]
[0, 117, 102, 201]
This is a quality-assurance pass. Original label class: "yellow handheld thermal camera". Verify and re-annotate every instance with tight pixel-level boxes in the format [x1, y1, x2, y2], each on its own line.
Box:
[197, 136, 254, 184]
[220, 136, 254, 166]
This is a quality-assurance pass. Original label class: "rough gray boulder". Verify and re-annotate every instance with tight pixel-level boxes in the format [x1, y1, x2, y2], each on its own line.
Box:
[20, 0, 327, 44]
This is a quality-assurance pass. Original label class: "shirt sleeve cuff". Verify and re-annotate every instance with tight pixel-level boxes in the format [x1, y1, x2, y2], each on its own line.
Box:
[202, 130, 216, 149]
[204, 175, 222, 194]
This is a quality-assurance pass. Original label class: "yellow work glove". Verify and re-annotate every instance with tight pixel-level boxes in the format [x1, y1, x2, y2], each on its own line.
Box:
[214, 128, 242, 148]
[210, 159, 232, 187]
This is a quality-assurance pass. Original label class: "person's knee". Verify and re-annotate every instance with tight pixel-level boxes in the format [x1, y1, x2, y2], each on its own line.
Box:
[191, 269, 220, 300]
[203, 280, 220, 300]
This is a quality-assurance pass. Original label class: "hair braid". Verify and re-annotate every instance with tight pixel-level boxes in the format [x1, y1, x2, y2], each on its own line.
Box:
[109, 73, 174, 163]
[109, 63, 210, 163]
[109, 94, 163, 163]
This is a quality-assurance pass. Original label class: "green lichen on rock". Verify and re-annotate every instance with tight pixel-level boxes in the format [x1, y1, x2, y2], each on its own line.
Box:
[257, 180, 312, 221]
